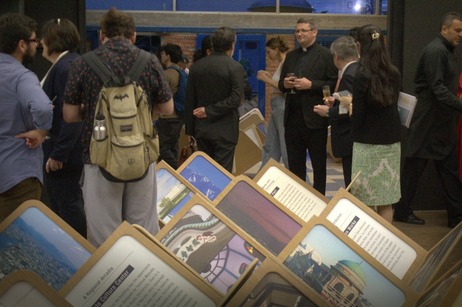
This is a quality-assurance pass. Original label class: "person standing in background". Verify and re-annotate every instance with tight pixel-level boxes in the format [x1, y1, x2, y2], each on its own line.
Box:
[0, 13, 53, 221]
[63, 8, 173, 246]
[185, 27, 245, 172]
[158, 43, 186, 169]
[314, 35, 359, 187]
[279, 18, 337, 194]
[40, 18, 86, 237]
[257, 37, 289, 169]
[347, 24, 402, 223]
[394, 12, 462, 228]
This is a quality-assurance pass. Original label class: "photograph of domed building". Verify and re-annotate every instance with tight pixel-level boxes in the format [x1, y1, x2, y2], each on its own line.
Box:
[284, 225, 405, 307]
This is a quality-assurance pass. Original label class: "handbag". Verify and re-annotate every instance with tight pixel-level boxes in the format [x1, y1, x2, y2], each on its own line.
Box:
[178, 137, 198, 166]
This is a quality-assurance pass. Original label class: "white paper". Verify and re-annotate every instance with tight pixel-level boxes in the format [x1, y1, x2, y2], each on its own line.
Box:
[256, 166, 327, 222]
[327, 198, 417, 279]
[65, 235, 215, 307]
[397, 92, 417, 128]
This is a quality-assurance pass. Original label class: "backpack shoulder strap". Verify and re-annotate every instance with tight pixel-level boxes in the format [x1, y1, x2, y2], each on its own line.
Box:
[82, 52, 113, 85]
[166, 65, 181, 74]
[128, 49, 151, 82]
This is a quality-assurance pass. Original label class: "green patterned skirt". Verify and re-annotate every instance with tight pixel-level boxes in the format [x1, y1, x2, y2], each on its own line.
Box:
[350, 142, 401, 206]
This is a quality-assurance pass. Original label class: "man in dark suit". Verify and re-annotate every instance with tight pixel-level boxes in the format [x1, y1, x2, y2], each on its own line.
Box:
[279, 18, 338, 194]
[185, 27, 245, 172]
[394, 12, 462, 227]
[314, 35, 359, 187]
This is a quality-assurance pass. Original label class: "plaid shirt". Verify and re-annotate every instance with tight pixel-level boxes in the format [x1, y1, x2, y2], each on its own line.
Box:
[63, 37, 172, 164]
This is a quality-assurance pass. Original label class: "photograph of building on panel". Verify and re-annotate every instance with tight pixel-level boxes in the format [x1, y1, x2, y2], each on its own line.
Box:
[284, 225, 405, 307]
[216, 180, 302, 256]
[157, 166, 195, 223]
[240, 272, 318, 307]
[0, 206, 92, 291]
[159, 204, 265, 295]
[178, 153, 233, 201]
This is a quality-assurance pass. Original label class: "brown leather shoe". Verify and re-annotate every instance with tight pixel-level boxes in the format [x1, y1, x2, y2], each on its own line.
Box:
[393, 213, 425, 225]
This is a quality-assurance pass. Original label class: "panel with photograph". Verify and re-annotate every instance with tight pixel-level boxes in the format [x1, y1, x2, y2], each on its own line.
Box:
[0, 200, 94, 291]
[283, 224, 407, 307]
[227, 257, 326, 307]
[157, 198, 266, 295]
[215, 176, 303, 256]
[156, 161, 197, 224]
[177, 151, 233, 201]
[0, 270, 71, 306]
[322, 189, 425, 280]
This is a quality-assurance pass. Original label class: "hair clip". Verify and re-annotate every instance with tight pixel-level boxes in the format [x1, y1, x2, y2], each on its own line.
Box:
[372, 32, 380, 40]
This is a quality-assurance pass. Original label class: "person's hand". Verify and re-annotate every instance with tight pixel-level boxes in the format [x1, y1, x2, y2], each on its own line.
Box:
[338, 95, 353, 107]
[313, 104, 330, 117]
[15, 129, 47, 149]
[45, 158, 63, 173]
[324, 96, 335, 107]
[193, 107, 207, 119]
[293, 77, 312, 91]
[257, 70, 270, 81]
[283, 75, 296, 89]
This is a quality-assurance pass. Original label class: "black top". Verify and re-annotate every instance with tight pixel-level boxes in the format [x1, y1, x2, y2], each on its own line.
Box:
[351, 71, 401, 145]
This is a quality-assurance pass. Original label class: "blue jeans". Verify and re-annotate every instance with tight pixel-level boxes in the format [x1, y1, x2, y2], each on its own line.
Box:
[262, 95, 288, 168]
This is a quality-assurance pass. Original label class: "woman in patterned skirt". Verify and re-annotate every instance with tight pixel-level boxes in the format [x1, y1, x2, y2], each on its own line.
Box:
[345, 24, 402, 223]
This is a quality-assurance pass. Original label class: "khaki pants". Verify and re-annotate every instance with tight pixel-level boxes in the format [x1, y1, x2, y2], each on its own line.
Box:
[0, 177, 42, 222]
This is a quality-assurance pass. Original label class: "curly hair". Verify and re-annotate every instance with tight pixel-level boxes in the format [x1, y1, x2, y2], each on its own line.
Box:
[100, 7, 135, 39]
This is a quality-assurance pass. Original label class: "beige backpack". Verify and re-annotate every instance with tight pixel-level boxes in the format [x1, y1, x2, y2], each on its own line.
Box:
[83, 50, 159, 182]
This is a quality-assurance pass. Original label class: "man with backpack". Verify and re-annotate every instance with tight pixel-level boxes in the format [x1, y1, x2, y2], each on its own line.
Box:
[158, 43, 188, 169]
[62, 8, 173, 246]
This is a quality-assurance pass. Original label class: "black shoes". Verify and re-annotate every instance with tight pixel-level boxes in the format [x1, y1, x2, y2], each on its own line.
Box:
[448, 217, 462, 229]
[393, 213, 426, 225]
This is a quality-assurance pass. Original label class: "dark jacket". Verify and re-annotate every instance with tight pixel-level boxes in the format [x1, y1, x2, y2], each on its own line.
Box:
[278, 44, 338, 129]
[42, 52, 83, 167]
[329, 62, 358, 157]
[185, 52, 245, 144]
[351, 71, 401, 145]
[405, 35, 462, 159]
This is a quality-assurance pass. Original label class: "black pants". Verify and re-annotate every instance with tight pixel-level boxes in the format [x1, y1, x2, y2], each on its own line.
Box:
[342, 155, 353, 187]
[44, 164, 86, 237]
[157, 117, 184, 169]
[196, 138, 236, 173]
[285, 112, 327, 195]
[395, 148, 462, 224]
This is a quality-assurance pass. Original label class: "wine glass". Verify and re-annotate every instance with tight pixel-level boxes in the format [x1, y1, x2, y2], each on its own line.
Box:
[322, 85, 331, 104]
[286, 73, 296, 94]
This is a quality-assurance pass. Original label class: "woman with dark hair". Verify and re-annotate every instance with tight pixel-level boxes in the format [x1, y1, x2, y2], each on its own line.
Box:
[41, 18, 86, 236]
[257, 36, 290, 168]
[344, 24, 402, 223]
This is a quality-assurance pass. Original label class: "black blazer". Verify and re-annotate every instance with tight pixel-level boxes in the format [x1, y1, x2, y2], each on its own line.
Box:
[42, 52, 83, 167]
[329, 62, 358, 157]
[185, 52, 245, 144]
[279, 44, 338, 129]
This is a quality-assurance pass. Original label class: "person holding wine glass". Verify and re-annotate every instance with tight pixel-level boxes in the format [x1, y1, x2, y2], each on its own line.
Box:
[278, 18, 337, 194]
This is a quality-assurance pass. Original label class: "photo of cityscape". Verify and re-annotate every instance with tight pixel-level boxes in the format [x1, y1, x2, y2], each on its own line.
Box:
[0, 207, 92, 290]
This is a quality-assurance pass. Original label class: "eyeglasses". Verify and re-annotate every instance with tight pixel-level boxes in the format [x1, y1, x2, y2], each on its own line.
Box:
[295, 29, 314, 34]
[27, 38, 40, 44]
